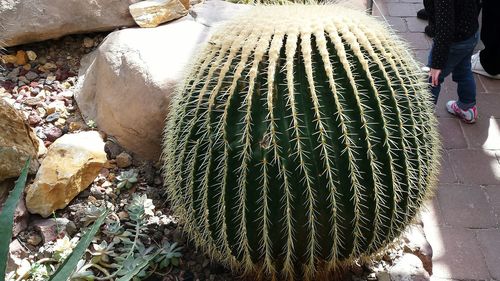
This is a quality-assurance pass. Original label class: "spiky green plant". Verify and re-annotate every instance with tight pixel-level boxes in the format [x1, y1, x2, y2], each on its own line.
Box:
[162, 4, 440, 281]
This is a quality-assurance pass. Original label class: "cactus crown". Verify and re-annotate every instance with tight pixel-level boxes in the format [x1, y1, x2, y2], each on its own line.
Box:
[163, 4, 440, 281]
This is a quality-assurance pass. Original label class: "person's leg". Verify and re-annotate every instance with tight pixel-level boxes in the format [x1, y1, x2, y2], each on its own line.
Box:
[451, 33, 479, 109]
[479, 0, 500, 75]
[446, 33, 479, 123]
[452, 53, 476, 109]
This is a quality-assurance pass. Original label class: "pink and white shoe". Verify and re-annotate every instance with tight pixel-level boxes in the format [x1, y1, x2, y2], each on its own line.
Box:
[446, 100, 478, 124]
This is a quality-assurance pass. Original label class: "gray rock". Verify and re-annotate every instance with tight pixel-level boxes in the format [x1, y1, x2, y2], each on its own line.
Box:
[25, 71, 39, 81]
[402, 224, 433, 275]
[389, 253, 430, 281]
[7, 239, 28, 273]
[32, 218, 70, 243]
[0, 0, 141, 47]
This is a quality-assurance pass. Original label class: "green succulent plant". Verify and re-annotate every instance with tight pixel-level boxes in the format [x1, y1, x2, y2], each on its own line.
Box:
[162, 4, 440, 281]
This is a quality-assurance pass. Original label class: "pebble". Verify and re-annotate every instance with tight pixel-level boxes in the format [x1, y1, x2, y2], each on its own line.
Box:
[60, 90, 74, 98]
[15, 50, 28, 65]
[104, 140, 123, 159]
[36, 107, 47, 118]
[27, 234, 43, 246]
[25, 71, 39, 81]
[1, 54, 17, 64]
[117, 211, 129, 220]
[41, 62, 57, 72]
[116, 152, 133, 168]
[28, 113, 42, 125]
[65, 221, 78, 237]
[83, 37, 95, 48]
[55, 118, 66, 127]
[23, 97, 44, 106]
[26, 50, 37, 61]
[68, 121, 83, 132]
[46, 112, 61, 123]
[43, 126, 63, 142]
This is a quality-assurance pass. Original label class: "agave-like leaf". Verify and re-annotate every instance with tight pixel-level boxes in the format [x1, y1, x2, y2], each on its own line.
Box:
[48, 209, 109, 281]
[0, 158, 30, 279]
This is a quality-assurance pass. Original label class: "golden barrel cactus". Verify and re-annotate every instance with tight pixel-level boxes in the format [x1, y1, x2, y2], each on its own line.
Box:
[163, 4, 440, 281]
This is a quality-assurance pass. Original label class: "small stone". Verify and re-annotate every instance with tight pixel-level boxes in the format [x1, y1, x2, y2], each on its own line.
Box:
[32, 218, 69, 243]
[60, 90, 74, 98]
[45, 75, 56, 85]
[23, 64, 31, 71]
[26, 50, 37, 61]
[27, 234, 43, 246]
[83, 37, 95, 48]
[389, 254, 430, 281]
[41, 62, 58, 72]
[15, 50, 28, 65]
[36, 107, 47, 118]
[55, 118, 66, 127]
[104, 140, 123, 159]
[65, 221, 78, 237]
[1, 54, 17, 64]
[46, 112, 61, 123]
[28, 113, 42, 125]
[43, 126, 63, 142]
[7, 240, 28, 273]
[377, 271, 391, 281]
[69, 121, 83, 132]
[116, 152, 133, 168]
[117, 211, 129, 220]
[24, 71, 39, 81]
[23, 97, 44, 106]
[47, 100, 66, 115]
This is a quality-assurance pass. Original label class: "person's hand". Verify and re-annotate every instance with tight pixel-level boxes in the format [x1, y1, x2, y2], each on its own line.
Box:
[430, 68, 442, 87]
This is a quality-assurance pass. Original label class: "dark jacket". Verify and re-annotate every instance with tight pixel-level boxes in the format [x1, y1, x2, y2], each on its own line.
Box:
[424, 0, 480, 69]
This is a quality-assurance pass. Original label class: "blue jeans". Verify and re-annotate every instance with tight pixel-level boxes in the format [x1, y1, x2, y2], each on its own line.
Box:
[428, 32, 479, 110]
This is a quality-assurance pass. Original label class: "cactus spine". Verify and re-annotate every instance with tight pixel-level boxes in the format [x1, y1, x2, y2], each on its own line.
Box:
[163, 4, 440, 281]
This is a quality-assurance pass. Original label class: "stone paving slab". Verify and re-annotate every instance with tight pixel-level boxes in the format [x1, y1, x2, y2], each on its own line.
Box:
[438, 151, 458, 184]
[461, 116, 500, 150]
[438, 118, 468, 150]
[484, 186, 500, 225]
[448, 149, 500, 185]
[437, 185, 497, 228]
[475, 229, 500, 280]
[423, 225, 491, 280]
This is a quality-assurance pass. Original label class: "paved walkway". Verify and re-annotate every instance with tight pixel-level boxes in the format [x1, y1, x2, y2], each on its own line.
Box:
[372, 1, 500, 280]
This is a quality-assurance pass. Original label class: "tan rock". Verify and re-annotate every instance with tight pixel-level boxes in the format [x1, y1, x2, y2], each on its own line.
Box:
[116, 152, 133, 168]
[25, 131, 106, 217]
[15, 50, 28, 65]
[1, 55, 17, 64]
[75, 0, 250, 160]
[129, 0, 189, 28]
[0, 100, 39, 182]
[26, 50, 37, 61]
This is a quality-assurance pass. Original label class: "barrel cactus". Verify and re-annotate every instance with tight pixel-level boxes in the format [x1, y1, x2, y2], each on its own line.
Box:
[162, 4, 440, 281]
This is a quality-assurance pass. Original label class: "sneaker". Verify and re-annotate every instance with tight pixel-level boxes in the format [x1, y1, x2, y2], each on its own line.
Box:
[471, 52, 500, 79]
[417, 9, 429, 20]
[446, 100, 478, 124]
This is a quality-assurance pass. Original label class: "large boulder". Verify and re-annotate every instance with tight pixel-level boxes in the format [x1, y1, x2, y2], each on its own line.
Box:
[74, 0, 250, 160]
[0, 0, 139, 47]
[0, 99, 39, 182]
[25, 131, 107, 217]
